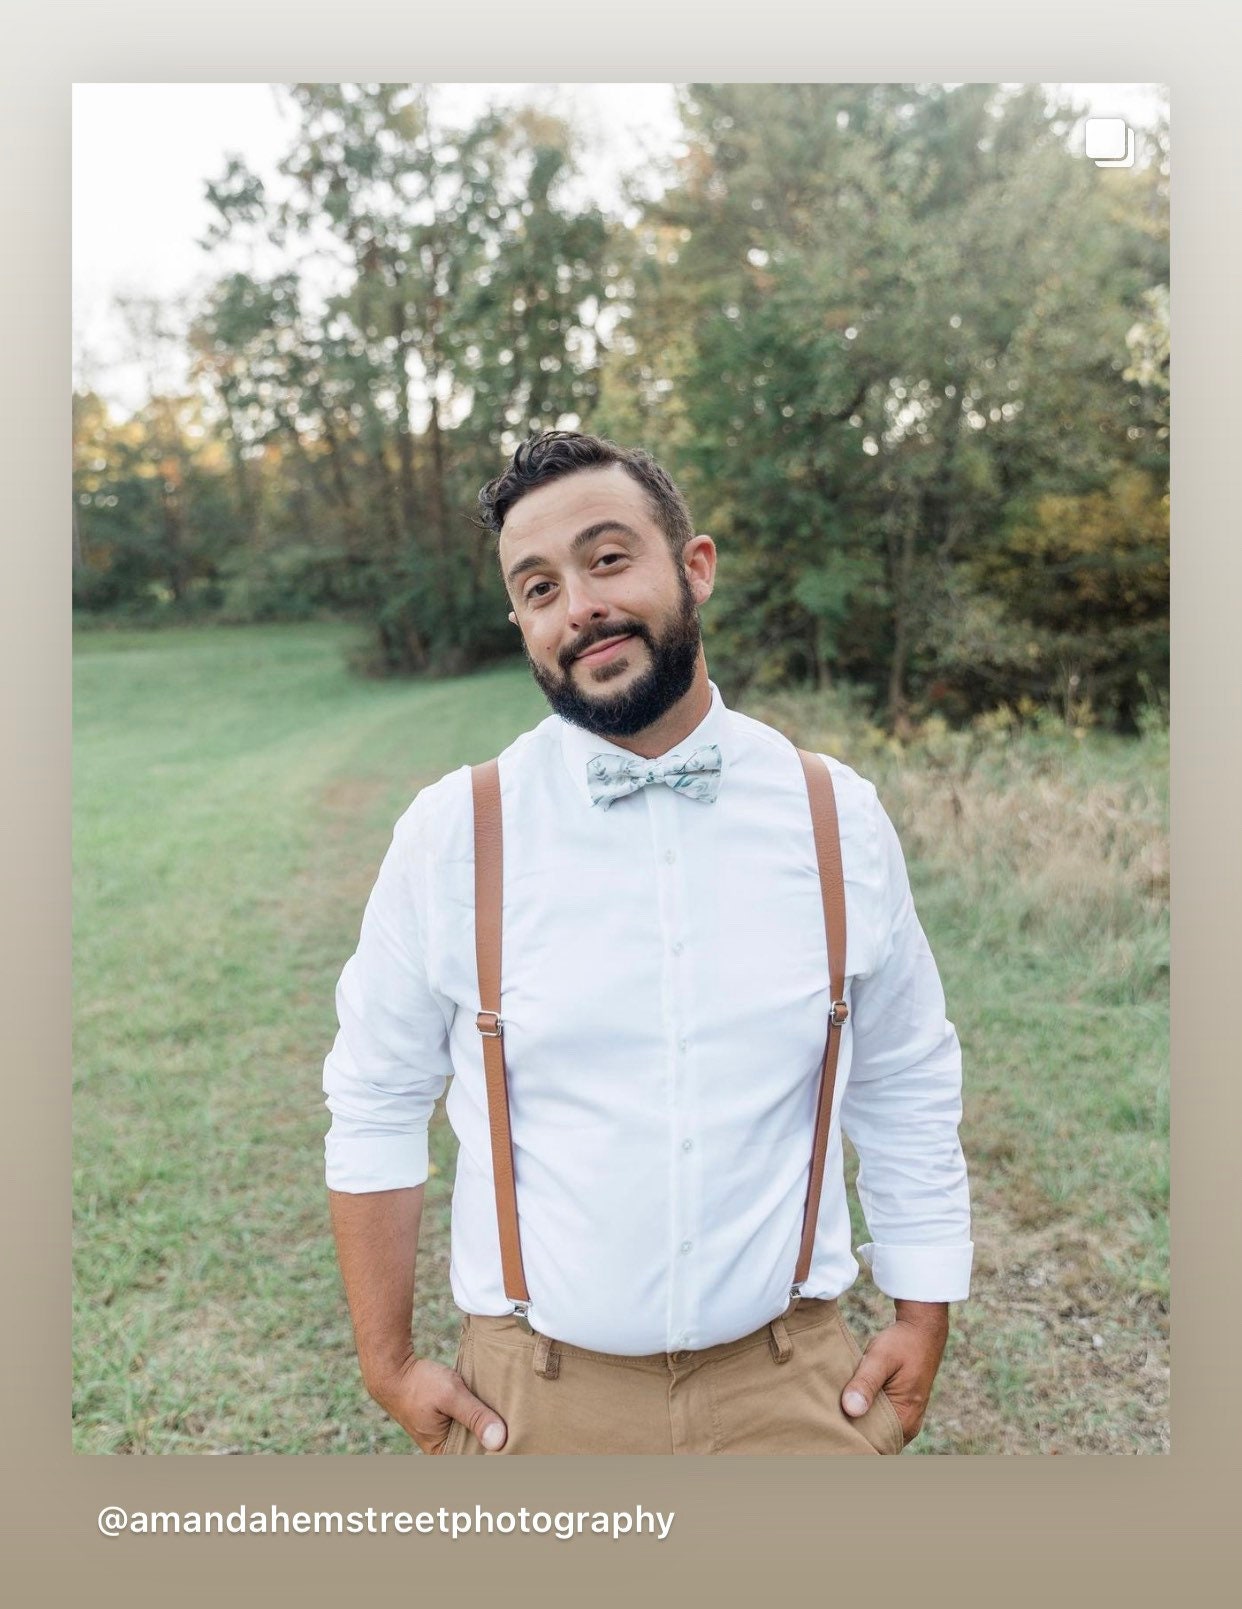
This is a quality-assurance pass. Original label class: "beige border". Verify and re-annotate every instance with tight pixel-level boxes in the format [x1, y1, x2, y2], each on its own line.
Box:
[5, 2, 1230, 1599]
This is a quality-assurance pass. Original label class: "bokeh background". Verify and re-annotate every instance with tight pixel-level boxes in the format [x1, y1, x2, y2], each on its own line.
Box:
[72, 82, 1169, 1454]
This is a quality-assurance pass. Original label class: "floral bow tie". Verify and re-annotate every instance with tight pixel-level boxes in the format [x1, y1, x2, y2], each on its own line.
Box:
[586, 743, 723, 810]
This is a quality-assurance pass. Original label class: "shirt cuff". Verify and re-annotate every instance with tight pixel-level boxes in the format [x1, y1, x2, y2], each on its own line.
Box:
[324, 1130, 430, 1193]
[855, 1241, 974, 1302]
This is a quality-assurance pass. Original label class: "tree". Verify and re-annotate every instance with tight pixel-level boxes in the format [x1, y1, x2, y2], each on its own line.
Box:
[608, 82, 1169, 728]
[198, 84, 615, 670]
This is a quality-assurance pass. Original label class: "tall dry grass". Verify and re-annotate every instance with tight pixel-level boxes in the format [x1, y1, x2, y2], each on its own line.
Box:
[744, 690, 1169, 1004]
[742, 687, 1170, 1451]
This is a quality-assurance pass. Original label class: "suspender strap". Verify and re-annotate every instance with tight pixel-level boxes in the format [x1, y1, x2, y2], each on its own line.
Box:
[469, 747, 848, 1313]
[792, 748, 849, 1292]
[470, 759, 529, 1306]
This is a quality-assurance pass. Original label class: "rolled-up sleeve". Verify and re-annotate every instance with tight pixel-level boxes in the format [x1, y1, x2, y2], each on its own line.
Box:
[839, 789, 974, 1301]
[322, 792, 455, 1193]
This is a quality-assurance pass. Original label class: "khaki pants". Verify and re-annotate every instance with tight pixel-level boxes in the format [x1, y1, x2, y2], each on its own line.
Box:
[438, 1297, 906, 1456]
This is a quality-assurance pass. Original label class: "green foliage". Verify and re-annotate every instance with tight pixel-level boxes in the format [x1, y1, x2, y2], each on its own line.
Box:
[73, 388, 237, 619]
[607, 83, 1169, 730]
[216, 544, 373, 623]
[73, 83, 1169, 732]
[197, 86, 615, 673]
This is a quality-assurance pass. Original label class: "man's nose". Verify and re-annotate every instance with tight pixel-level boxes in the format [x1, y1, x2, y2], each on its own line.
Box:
[563, 578, 610, 631]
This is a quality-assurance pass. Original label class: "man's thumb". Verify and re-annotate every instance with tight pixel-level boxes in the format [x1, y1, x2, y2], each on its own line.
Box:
[450, 1378, 508, 1451]
[841, 1358, 886, 1418]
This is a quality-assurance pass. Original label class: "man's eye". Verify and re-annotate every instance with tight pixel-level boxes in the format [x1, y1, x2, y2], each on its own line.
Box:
[523, 554, 624, 604]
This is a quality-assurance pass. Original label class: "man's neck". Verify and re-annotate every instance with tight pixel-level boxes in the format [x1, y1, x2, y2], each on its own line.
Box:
[605, 661, 713, 760]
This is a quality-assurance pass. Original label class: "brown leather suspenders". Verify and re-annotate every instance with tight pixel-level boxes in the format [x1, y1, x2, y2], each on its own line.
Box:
[791, 748, 850, 1293]
[469, 747, 849, 1316]
[470, 757, 530, 1308]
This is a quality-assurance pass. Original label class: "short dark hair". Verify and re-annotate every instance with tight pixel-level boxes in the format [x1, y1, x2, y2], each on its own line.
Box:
[477, 430, 694, 556]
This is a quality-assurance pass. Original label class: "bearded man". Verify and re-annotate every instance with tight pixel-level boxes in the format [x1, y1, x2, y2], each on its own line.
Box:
[323, 430, 972, 1455]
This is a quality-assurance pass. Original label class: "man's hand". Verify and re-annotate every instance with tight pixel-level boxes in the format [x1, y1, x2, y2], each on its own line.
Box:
[329, 1188, 508, 1455]
[368, 1354, 509, 1456]
[840, 1300, 949, 1446]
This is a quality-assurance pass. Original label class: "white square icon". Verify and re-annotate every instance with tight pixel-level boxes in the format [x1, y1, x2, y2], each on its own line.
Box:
[1084, 118, 1133, 166]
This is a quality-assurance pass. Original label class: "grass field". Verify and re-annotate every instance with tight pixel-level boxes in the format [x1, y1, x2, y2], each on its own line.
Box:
[73, 623, 1168, 1454]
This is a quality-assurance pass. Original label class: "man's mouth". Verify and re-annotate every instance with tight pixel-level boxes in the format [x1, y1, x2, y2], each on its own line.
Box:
[575, 633, 635, 665]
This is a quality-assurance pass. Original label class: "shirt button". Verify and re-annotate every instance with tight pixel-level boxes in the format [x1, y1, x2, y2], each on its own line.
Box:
[663, 849, 676, 864]
[671, 941, 684, 956]
[678, 1038, 688, 1053]
[681, 1139, 693, 1152]
[680, 1240, 693, 1254]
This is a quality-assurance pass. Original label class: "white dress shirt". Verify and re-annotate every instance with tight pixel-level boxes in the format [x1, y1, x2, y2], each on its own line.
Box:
[323, 680, 972, 1355]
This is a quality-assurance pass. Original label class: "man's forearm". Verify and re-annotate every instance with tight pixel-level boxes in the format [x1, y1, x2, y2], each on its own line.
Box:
[328, 1184, 424, 1392]
[841, 1296, 950, 1439]
[894, 1298, 949, 1335]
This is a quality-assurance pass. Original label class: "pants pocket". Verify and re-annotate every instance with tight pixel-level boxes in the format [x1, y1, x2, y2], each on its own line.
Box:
[834, 1310, 906, 1456]
[436, 1323, 473, 1456]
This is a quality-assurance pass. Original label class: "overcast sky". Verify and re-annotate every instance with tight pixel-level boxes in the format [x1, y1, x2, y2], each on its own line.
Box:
[73, 81, 1167, 414]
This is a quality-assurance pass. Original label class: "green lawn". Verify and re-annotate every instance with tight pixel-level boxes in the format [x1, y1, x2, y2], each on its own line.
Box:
[73, 623, 1168, 1454]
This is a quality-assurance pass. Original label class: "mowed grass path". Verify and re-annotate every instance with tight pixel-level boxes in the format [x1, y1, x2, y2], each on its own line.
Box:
[74, 624, 547, 1453]
[73, 624, 1168, 1454]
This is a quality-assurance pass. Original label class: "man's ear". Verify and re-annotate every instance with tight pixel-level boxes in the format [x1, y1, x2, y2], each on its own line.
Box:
[684, 533, 718, 604]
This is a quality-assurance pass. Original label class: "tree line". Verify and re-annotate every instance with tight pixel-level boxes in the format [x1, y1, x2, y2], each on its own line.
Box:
[73, 83, 1169, 731]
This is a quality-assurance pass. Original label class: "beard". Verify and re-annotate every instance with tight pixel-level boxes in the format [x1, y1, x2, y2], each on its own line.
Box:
[524, 572, 703, 740]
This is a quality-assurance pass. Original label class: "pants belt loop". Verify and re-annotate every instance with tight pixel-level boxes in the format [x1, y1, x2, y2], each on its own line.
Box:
[532, 1330, 560, 1380]
[768, 1314, 794, 1365]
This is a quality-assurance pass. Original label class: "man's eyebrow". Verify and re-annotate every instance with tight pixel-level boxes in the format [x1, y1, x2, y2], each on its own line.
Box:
[505, 521, 644, 587]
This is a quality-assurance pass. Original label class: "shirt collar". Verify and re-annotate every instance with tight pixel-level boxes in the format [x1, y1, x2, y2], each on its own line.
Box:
[557, 680, 731, 809]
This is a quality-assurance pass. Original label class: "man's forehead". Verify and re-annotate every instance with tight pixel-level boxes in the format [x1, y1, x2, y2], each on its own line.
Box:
[498, 464, 654, 555]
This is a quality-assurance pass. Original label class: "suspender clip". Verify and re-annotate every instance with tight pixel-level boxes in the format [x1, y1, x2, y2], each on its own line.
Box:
[476, 1010, 504, 1037]
[513, 1300, 533, 1334]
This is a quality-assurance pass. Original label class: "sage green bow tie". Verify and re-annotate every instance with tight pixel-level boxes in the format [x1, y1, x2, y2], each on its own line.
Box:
[586, 743, 723, 809]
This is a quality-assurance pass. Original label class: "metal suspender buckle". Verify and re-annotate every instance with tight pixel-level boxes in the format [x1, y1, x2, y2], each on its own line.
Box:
[829, 999, 849, 1028]
[476, 1010, 504, 1037]
[512, 1300, 533, 1334]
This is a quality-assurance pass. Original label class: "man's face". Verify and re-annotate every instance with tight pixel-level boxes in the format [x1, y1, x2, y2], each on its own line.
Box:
[498, 464, 715, 740]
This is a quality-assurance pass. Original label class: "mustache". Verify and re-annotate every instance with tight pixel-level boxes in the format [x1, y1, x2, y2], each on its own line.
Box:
[560, 623, 650, 672]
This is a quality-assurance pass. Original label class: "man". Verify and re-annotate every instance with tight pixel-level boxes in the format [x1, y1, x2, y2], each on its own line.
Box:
[323, 430, 972, 1456]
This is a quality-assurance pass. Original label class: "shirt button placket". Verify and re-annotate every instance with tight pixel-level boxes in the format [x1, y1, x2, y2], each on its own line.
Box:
[654, 791, 694, 1355]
